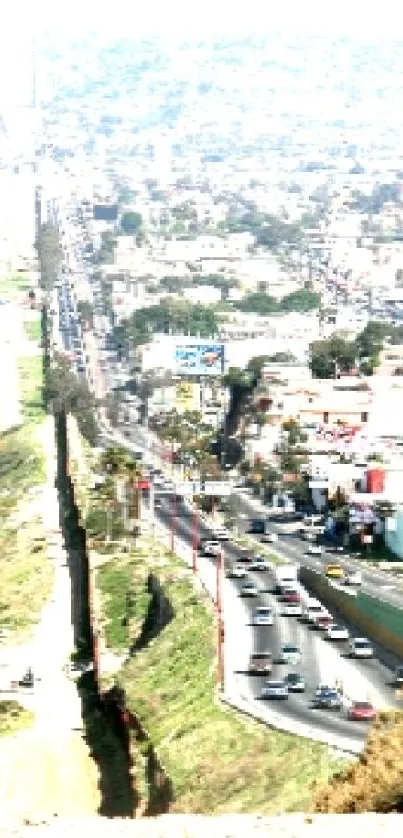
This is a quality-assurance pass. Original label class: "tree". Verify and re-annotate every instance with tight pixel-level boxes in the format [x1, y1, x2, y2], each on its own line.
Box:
[35, 222, 62, 298]
[279, 289, 320, 313]
[45, 353, 97, 444]
[120, 211, 143, 235]
[238, 292, 278, 315]
[279, 419, 308, 476]
[356, 320, 388, 373]
[77, 300, 94, 330]
[309, 335, 357, 378]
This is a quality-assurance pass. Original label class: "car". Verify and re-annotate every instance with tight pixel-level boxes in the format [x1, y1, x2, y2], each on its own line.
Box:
[302, 599, 324, 623]
[307, 544, 322, 556]
[348, 701, 376, 721]
[237, 552, 254, 564]
[279, 600, 302, 617]
[260, 679, 289, 700]
[314, 612, 333, 631]
[240, 580, 258, 597]
[248, 518, 267, 535]
[327, 544, 345, 554]
[281, 587, 301, 603]
[261, 531, 278, 543]
[211, 526, 230, 542]
[249, 556, 270, 571]
[200, 540, 221, 557]
[284, 672, 306, 692]
[348, 637, 374, 659]
[325, 623, 349, 641]
[277, 644, 302, 665]
[229, 562, 246, 579]
[248, 651, 273, 674]
[344, 570, 362, 586]
[252, 606, 274, 626]
[325, 563, 344, 579]
[394, 665, 403, 686]
[311, 688, 342, 710]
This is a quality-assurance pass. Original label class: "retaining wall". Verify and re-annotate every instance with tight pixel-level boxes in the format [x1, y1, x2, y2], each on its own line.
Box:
[299, 567, 403, 658]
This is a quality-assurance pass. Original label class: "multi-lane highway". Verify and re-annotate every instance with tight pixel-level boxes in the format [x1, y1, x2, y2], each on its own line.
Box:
[50, 195, 403, 753]
[151, 492, 400, 752]
[233, 492, 403, 610]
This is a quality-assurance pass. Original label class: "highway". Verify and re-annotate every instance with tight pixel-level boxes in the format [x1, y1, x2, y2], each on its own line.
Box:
[233, 493, 403, 610]
[51, 195, 403, 753]
[152, 493, 400, 753]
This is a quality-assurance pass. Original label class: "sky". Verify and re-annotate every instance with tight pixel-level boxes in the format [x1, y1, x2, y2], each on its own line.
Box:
[2, 0, 403, 41]
[0, 0, 402, 108]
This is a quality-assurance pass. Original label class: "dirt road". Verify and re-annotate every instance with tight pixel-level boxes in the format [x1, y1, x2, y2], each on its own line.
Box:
[0, 417, 100, 822]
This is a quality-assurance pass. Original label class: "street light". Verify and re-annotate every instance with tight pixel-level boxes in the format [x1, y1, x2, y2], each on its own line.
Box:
[216, 550, 225, 690]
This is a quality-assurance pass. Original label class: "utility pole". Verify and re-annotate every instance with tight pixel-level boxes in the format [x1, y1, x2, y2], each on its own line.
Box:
[192, 501, 198, 573]
[149, 481, 155, 542]
[170, 492, 177, 553]
[216, 550, 225, 690]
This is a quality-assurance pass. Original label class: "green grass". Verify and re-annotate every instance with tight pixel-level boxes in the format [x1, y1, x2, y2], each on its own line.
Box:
[0, 701, 34, 737]
[97, 544, 339, 814]
[97, 557, 150, 651]
[24, 316, 41, 344]
[17, 356, 44, 424]
[0, 272, 31, 300]
[0, 332, 53, 637]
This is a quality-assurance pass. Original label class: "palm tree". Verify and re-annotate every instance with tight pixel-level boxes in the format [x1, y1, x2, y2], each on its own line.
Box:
[97, 445, 143, 536]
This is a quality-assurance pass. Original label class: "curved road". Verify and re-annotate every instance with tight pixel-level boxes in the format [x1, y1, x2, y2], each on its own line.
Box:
[154, 494, 400, 753]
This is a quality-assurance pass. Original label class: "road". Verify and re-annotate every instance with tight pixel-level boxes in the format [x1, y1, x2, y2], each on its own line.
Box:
[151, 492, 400, 753]
[52, 203, 403, 753]
[233, 492, 403, 610]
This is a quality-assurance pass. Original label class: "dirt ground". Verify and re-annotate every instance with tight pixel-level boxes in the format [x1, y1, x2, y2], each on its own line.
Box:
[0, 417, 100, 822]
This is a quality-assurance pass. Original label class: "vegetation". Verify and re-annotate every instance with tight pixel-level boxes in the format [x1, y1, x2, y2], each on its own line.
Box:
[116, 299, 218, 350]
[45, 352, 97, 445]
[309, 334, 357, 378]
[35, 222, 62, 298]
[77, 300, 94, 329]
[309, 320, 403, 378]
[0, 702, 34, 737]
[97, 545, 338, 814]
[151, 409, 217, 475]
[237, 288, 320, 315]
[315, 710, 403, 813]
[0, 342, 52, 637]
[120, 211, 143, 235]
[0, 272, 31, 301]
[24, 316, 41, 344]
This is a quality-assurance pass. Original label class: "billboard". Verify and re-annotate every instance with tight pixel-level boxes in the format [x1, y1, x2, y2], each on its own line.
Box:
[93, 204, 118, 222]
[175, 381, 199, 411]
[174, 343, 225, 376]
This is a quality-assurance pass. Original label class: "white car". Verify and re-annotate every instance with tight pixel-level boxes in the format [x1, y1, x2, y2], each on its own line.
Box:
[261, 532, 278, 543]
[211, 527, 230, 542]
[202, 540, 221, 557]
[252, 606, 274, 626]
[277, 644, 302, 665]
[344, 570, 362, 586]
[230, 562, 246, 579]
[307, 544, 322, 556]
[325, 623, 349, 641]
[280, 601, 302, 617]
[349, 637, 374, 659]
[240, 580, 258, 597]
[249, 556, 269, 571]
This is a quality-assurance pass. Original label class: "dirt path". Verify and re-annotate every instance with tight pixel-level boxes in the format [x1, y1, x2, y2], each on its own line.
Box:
[0, 417, 100, 822]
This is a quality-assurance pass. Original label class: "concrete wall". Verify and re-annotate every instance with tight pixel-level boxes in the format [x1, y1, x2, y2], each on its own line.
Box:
[299, 567, 403, 657]
[384, 510, 403, 559]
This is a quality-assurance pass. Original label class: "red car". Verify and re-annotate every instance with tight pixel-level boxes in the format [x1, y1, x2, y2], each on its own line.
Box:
[348, 701, 377, 721]
[315, 613, 333, 630]
[282, 588, 301, 603]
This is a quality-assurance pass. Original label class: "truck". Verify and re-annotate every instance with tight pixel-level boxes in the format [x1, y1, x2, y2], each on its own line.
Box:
[273, 563, 298, 593]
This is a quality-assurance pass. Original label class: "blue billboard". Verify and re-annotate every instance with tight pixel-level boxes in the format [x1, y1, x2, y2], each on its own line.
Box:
[174, 343, 225, 376]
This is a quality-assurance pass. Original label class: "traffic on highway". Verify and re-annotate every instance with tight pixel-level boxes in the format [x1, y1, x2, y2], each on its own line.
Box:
[51, 199, 403, 753]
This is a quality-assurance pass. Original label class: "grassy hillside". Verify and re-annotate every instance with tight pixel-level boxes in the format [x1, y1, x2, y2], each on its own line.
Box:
[97, 544, 339, 814]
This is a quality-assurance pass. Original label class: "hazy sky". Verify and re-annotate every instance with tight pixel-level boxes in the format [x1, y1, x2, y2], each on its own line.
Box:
[0, 0, 402, 107]
[2, 0, 403, 41]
